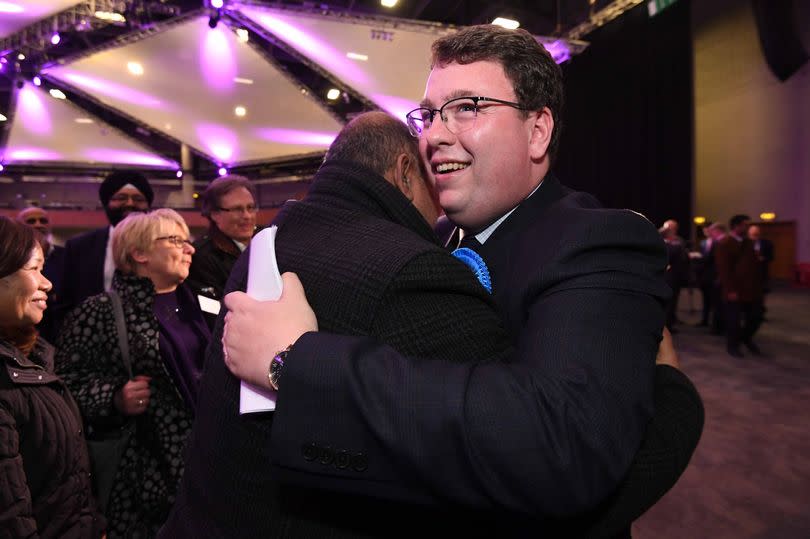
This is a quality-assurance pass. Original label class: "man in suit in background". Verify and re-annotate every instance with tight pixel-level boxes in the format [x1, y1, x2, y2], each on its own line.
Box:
[56, 171, 153, 327]
[748, 225, 774, 292]
[221, 25, 703, 537]
[16, 206, 66, 342]
[716, 214, 764, 357]
[660, 219, 689, 332]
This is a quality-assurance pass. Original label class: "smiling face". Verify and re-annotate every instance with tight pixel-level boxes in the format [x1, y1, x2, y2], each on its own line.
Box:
[0, 245, 52, 328]
[419, 60, 553, 231]
[135, 221, 195, 293]
[210, 186, 257, 244]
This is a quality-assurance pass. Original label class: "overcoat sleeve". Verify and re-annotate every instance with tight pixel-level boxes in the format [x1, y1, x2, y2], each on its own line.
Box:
[0, 406, 38, 538]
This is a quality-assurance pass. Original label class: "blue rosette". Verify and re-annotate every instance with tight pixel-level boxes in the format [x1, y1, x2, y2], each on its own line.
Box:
[452, 247, 492, 294]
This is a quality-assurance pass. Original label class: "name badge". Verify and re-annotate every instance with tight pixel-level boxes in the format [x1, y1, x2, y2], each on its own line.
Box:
[198, 295, 221, 315]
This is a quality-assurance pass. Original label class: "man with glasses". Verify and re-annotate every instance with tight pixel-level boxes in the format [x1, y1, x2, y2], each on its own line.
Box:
[55, 171, 153, 331]
[186, 175, 259, 328]
[222, 25, 703, 535]
[16, 206, 66, 342]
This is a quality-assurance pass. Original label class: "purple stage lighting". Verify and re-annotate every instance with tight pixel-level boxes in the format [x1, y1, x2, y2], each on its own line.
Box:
[218, 166, 228, 176]
[51, 33, 61, 45]
[542, 40, 571, 64]
[197, 123, 237, 162]
[176, 170, 184, 178]
[32, 76, 41, 86]
[17, 84, 52, 136]
[255, 128, 337, 146]
[201, 26, 236, 93]
[6, 147, 62, 162]
[0, 164, 4, 172]
[52, 71, 165, 108]
[211, 0, 224, 8]
[84, 149, 178, 168]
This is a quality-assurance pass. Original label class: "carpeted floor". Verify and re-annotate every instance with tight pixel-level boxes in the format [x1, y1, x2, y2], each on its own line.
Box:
[634, 284, 810, 538]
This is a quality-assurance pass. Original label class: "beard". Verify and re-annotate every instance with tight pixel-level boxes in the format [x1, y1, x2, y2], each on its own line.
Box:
[105, 205, 145, 226]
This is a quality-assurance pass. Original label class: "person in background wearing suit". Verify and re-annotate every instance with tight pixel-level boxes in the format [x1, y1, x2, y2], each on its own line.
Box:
[660, 219, 689, 332]
[161, 111, 514, 537]
[55, 171, 153, 331]
[16, 206, 66, 343]
[185, 175, 258, 328]
[698, 222, 726, 333]
[715, 214, 764, 357]
[748, 225, 774, 292]
[220, 25, 703, 537]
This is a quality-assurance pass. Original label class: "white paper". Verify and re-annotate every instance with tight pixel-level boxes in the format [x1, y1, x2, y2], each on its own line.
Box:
[197, 295, 221, 315]
[239, 226, 283, 414]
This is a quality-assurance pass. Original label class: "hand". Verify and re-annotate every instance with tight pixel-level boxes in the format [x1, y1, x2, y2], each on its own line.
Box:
[656, 327, 680, 370]
[223, 272, 318, 387]
[113, 375, 152, 416]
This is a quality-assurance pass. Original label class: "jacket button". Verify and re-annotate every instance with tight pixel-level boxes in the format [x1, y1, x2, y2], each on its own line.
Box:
[319, 445, 335, 466]
[334, 450, 350, 470]
[302, 442, 318, 461]
[351, 452, 368, 472]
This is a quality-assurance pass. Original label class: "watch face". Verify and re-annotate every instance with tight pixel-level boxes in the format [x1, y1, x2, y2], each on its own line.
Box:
[270, 356, 283, 388]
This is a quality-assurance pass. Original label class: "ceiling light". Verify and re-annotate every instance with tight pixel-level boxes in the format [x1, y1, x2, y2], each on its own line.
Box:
[32, 76, 41, 86]
[492, 17, 520, 30]
[127, 61, 144, 76]
[693, 216, 706, 225]
[94, 11, 126, 23]
[234, 105, 246, 117]
[0, 113, 7, 122]
[211, 0, 224, 8]
[49, 89, 67, 100]
[192, 192, 199, 199]
[164, 123, 172, 130]
[234, 77, 254, 85]
[50, 33, 61, 45]
[0, 2, 24, 13]
[380, 0, 398, 7]
[176, 170, 184, 178]
[236, 28, 249, 43]
[759, 212, 776, 221]
[346, 52, 368, 61]
[17, 53, 25, 61]
[326, 88, 341, 100]
[218, 166, 228, 176]
[75, 118, 94, 124]
[0, 164, 4, 172]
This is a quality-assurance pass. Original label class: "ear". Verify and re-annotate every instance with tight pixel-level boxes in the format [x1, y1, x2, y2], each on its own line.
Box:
[528, 107, 554, 162]
[392, 152, 415, 201]
[130, 248, 149, 264]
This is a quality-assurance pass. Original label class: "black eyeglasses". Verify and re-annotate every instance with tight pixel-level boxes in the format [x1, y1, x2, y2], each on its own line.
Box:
[110, 193, 149, 204]
[155, 235, 193, 248]
[215, 205, 258, 215]
[406, 96, 527, 138]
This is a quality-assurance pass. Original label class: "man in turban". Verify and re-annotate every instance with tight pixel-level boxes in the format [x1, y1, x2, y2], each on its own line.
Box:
[54, 171, 153, 330]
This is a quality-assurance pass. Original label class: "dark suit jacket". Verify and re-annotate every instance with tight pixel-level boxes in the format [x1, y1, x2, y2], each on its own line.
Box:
[265, 175, 702, 533]
[753, 238, 774, 283]
[161, 161, 513, 538]
[715, 236, 763, 302]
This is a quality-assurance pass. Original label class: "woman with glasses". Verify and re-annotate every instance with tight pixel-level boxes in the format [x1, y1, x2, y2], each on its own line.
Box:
[56, 209, 210, 538]
[186, 175, 258, 327]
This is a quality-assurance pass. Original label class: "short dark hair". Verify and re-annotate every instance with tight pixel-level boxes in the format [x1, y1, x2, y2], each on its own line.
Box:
[200, 175, 257, 219]
[0, 216, 39, 279]
[324, 111, 418, 177]
[430, 25, 564, 160]
[729, 214, 750, 228]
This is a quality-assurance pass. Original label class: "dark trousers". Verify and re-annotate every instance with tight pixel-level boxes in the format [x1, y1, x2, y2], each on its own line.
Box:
[699, 283, 713, 325]
[665, 285, 681, 329]
[724, 300, 764, 351]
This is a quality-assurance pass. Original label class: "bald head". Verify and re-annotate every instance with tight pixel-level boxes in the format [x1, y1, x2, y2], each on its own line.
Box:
[16, 206, 51, 252]
[748, 225, 761, 241]
[324, 111, 439, 225]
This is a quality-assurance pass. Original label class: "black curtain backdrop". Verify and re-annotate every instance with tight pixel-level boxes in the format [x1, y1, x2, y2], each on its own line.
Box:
[556, 0, 693, 237]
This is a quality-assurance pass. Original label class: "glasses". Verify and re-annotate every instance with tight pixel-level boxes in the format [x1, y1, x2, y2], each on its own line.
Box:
[155, 235, 193, 248]
[110, 193, 148, 204]
[215, 205, 258, 215]
[25, 217, 49, 225]
[406, 96, 527, 138]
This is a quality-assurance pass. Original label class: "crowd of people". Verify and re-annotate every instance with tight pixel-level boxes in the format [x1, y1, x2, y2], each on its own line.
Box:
[1, 24, 705, 539]
[660, 216, 774, 357]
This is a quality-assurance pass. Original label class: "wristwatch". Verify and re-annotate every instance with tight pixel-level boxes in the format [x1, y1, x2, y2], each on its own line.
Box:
[268, 345, 291, 390]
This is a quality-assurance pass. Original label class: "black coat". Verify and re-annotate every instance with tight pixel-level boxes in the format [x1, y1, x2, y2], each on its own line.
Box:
[262, 174, 703, 535]
[0, 337, 105, 539]
[161, 161, 513, 538]
[56, 274, 198, 538]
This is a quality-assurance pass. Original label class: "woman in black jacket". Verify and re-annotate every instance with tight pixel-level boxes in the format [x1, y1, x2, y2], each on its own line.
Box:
[0, 216, 105, 538]
[56, 209, 210, 538]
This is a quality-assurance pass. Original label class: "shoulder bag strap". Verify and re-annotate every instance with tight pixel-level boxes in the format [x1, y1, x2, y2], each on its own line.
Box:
[108, 290, 133, 380]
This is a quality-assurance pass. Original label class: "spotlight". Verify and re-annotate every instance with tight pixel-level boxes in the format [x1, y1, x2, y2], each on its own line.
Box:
[492, 17, 520, 29]
[326, 88, 341, 100]
[17, 53, 25, 61]
[176, 170, 184, 178]
[50, 33, 61, 45]
[380, 0, 398, 7]
[210, 0, 224, 8]
[236, 28, 249, 43]
[49, 89, 67, 100]
[127, 61, 144, 76]
[32, 76, 41, 86]
[234, 105, 246, 117]
[0, 113, 7, 122]
[0, 164, 4, 172]
[218, 166, 228, 176]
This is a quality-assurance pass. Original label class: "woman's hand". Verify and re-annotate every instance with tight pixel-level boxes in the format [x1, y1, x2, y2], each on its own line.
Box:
[113, 375, 152, 416]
